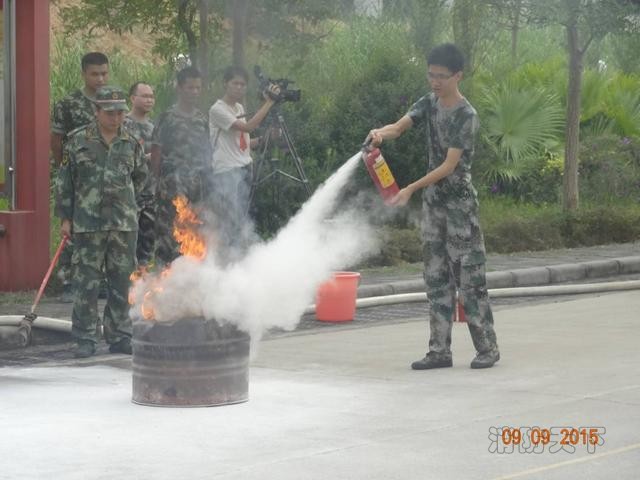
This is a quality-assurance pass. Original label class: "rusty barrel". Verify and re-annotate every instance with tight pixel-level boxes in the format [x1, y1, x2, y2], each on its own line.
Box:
[132, 317, 250, 407]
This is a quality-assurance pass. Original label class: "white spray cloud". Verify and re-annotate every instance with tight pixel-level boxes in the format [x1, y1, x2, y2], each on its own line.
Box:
[130, 152, 381, 342]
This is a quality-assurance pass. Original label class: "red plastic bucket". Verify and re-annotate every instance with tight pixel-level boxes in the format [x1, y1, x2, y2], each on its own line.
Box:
[315, 272, 361, 322]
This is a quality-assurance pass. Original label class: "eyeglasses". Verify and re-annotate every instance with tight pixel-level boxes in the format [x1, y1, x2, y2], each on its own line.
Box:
[427, 72, 454, 82]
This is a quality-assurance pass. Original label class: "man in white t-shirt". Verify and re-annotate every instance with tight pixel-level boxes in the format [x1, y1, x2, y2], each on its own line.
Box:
[208, 66, 279, 259]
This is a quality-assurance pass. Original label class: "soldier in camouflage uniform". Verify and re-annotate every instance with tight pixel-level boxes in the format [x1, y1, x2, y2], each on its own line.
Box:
[51, 52, 110, 302]
[368, 43, 500, 370]
[151, 67, 212, 265]
[56, 86, 152, 358]
[124, 82, 156, 265]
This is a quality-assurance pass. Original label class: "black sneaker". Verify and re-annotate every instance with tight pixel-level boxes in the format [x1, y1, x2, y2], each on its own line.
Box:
[411, 352, 453, 370]
[109, 337, 132, 355]
[60, 283, 74, 303]
[470, 350, 500, 369]
[74, 341, 96, 358]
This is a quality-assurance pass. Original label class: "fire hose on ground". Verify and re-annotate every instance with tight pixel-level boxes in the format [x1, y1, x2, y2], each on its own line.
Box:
[1, 280, 639, 336]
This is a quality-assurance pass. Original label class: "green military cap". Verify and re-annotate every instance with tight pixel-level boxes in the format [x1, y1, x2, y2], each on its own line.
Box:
[94, 86, 129, 111]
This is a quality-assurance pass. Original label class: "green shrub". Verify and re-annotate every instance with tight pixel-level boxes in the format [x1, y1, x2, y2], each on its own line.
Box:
[477, 84, 564, 186]
[479, 148, 564, 204]
[579, 134, 640, 203]
[480, 198, 564, 253]
[362, 199, 640, 266]
[249, 18, 427, 235]
[560, 206, 640, 247]
[483, 199, 640, 253]
[277, 18, 425, 184]
[360, 226, 423, 267]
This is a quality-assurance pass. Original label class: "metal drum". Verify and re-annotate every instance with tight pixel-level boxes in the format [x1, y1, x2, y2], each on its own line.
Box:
[132, 317, 250, 407]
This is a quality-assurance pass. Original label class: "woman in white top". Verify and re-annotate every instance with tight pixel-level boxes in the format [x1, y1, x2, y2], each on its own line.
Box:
[208, 66, 279, 259]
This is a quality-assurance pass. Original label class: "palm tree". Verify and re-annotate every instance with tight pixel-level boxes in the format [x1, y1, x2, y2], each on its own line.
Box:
[478, 84, 565, 184]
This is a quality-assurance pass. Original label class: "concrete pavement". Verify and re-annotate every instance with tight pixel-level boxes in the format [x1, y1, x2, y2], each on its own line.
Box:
[1, 290, 639, 479]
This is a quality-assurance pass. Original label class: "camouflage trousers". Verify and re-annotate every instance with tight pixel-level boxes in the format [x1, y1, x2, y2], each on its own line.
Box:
[58, 239, 74, 284]
[71, 231, 136, 345]
[51, 166, 73, 284]
[154, 195, 180, 265]
[136, 203, 156, 265]
[208, 166, 253, 261]
[422, 201, 498, 356]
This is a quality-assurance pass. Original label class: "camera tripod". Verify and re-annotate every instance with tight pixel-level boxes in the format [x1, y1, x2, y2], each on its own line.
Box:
[249, 106, 312, 205]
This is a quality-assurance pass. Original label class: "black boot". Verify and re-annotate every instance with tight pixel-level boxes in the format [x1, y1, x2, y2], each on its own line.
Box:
[470, 350, 500, 369]
[74, 341, 96, 358]
[109, 337, 132, 355]
[411, 352, 453, 370]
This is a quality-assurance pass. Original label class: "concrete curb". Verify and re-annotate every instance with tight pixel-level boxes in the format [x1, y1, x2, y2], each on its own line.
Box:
[357, 256, 640, 298]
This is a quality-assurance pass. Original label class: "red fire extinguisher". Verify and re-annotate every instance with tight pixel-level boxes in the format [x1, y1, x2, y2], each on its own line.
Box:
[362, 147, 400, 204]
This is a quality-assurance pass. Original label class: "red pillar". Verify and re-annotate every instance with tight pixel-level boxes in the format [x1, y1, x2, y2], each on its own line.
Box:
[0, 0, 50, 291]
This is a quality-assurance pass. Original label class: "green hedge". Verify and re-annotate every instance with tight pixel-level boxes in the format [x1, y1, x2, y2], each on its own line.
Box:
[368, 199, 640, 265]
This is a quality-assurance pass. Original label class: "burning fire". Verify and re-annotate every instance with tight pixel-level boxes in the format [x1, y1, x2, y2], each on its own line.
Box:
[129, 196, 207, 321]
[173, 195, 206, 260]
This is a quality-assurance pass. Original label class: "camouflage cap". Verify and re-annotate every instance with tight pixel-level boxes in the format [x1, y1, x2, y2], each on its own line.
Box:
[94, 86, 129, 112]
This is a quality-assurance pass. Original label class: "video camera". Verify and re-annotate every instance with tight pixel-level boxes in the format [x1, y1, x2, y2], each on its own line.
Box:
[254, 65, 301, 103]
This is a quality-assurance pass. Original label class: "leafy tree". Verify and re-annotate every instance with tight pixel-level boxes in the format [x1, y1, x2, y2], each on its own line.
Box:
[451, 0, 498, 78]
[59, 0, 225, 87]
[59, 0, 347, 81]
[383, 0, 449, 59]
[604, 33, 640, 73]
[485, 0, 529, 66]
[527, 0, 640, 211]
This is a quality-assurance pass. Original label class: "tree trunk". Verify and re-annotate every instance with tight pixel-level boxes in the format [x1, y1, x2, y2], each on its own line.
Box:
[452, 0, 475, 73]
[232, 0, 249, 68]
[177, 0, 198, 67]
[563, 20, 583, 211]
[199, 0, 210, 90]
[510, 0, 521, 66]
[510, 24, 518, 67]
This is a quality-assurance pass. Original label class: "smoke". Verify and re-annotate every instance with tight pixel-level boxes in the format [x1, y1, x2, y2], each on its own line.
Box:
[130, 152, 381, 342]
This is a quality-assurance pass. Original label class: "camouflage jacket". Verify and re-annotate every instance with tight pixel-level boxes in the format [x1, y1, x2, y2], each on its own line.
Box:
[123, 115, 154, 154]
[407, 93, 479, 205]
[56, 122, 152, 233]
[51, 89, 96, 142]
[151, 105, 212, 200]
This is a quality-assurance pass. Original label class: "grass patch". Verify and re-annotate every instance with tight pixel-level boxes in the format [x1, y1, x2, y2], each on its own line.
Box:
[0, 290, 36, 306]
[358, 262, 424, 278]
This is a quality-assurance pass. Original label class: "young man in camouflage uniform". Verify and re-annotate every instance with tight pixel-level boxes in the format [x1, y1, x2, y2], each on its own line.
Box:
[124, 82, 156, 266]
[51, 52, 110, 302]
[368, 43, 500, 370]
[56, 86, 152, 358]
[151, 66, 212, 265]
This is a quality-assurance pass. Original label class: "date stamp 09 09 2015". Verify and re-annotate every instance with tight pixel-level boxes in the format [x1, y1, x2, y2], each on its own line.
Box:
[488, 426, 606, 454]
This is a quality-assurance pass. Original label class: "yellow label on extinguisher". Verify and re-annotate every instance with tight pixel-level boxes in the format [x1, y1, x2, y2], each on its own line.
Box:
[373, 159, 395, 188]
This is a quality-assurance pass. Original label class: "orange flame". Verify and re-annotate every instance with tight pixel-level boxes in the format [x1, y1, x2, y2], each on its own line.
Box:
[128, 265, 165, 321]
[141, 290, 158, 320]
[128, 266, 148, 305]
[129, 197, 206, 322]
[173, 195, 207, 259]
